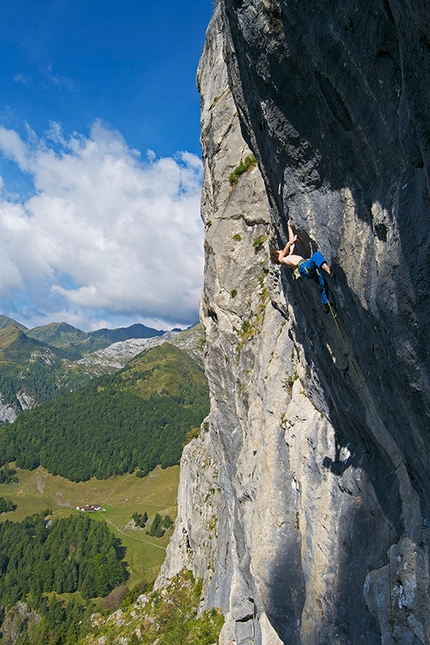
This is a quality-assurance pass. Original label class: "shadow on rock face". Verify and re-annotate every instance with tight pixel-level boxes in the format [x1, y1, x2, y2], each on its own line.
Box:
[265, 534, 306, 643]
[219, 0, 430, 639]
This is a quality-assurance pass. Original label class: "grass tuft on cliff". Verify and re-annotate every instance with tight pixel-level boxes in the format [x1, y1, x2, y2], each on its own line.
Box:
[228, 154, 256, 187]
[80, 570, 224, 645]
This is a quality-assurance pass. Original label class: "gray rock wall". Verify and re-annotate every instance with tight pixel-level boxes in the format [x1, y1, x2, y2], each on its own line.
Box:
[157, 2, 430, 644]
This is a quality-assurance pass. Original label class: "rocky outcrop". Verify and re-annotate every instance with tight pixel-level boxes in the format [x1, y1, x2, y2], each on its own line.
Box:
[0, 396, 18, 424]
[157, 2, 430, 644]
[76, 325, 206, 371]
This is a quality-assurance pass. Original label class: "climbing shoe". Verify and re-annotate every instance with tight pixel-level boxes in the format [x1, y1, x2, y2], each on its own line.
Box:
[324, 304, 330, 314]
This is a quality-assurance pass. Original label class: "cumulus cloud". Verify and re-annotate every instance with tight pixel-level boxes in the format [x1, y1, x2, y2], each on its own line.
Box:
[0, 120, 205, 330]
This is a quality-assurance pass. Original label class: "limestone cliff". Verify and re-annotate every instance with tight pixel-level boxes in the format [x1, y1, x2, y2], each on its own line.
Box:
[157, 2, 430, 644]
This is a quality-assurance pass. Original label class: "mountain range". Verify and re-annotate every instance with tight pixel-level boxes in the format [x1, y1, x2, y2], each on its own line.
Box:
[0, 315, 165, 360]
[0, 315, 202, 423]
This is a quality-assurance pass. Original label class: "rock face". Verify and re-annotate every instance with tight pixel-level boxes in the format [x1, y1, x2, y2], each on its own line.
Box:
[157, 2, 430, 644]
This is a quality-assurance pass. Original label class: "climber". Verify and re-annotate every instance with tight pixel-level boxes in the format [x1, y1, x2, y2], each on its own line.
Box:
[270, 221, 333, 312]
[182, 527, 191, 549]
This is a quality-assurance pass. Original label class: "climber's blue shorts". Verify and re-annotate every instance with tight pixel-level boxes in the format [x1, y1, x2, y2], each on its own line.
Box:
[298, 252, 329, 305]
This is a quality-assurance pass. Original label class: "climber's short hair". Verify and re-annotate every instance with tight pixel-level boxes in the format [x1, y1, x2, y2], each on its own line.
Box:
[270, 248, 281, 264]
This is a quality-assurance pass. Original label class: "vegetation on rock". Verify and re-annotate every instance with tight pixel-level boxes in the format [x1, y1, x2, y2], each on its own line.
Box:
[80, 570, 224, 645]
[228, 155, 256, 187]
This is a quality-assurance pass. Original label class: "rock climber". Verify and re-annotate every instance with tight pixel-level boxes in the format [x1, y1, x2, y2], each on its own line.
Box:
[270, 221, 333, 312]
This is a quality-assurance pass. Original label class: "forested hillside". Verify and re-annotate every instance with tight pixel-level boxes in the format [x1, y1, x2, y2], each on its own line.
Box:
[0, 344, 209, 481]
[0, 511, 127, 644]
[0, 344, 85, 408]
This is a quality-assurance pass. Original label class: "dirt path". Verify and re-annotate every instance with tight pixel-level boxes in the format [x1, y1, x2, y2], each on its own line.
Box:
[100, 513, 167, 551]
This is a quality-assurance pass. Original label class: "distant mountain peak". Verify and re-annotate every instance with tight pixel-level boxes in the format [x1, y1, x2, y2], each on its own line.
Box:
[0, 315, 28, 332]
[90, 323, 165, 343]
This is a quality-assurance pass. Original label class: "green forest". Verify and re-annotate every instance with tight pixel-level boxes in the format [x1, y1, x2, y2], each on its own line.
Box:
[130, 511, 173, 537]
[0, 359, 63, 407]
[0, 351, 103, 409]
[0, 498, 15, 513]
[0, 511, 127, 644]
[0, 465, 18, 484]
[0, 344, 209, 482]
[0, 342, 209, 643]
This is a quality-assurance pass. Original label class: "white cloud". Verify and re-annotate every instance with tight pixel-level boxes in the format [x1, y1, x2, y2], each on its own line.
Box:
[0, 120, 205, 330]
[0, 127, 31, 171]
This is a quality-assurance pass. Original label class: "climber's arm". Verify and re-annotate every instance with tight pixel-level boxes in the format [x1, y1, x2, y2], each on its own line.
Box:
[279, 235, 298, 258]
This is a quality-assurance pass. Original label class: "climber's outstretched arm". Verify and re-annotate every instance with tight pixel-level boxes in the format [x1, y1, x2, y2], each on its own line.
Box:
[279, 237, 297, 259]
[279, 221, 297, 258]
[288, 221, 297, 254]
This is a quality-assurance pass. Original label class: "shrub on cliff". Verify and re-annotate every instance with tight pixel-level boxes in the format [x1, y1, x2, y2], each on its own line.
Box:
[228, 155, 256, 187]
[81, 570, 224, 645]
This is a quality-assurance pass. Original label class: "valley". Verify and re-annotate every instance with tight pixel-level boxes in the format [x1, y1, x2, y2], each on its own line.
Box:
[0, 464, 179, 588]
[0, 317, 207, 644]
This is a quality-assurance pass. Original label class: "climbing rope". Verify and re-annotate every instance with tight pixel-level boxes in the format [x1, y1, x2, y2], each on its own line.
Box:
[301, 252, 400, 625]
[327, 300, 365, 389]
[327, 297, 396, 630]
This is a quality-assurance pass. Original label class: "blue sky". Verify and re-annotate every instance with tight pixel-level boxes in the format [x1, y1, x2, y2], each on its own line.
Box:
[0, 0, 214, 331]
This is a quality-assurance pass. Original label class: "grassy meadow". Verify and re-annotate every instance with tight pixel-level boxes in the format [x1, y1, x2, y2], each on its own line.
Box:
[0, 464, 179, 587]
